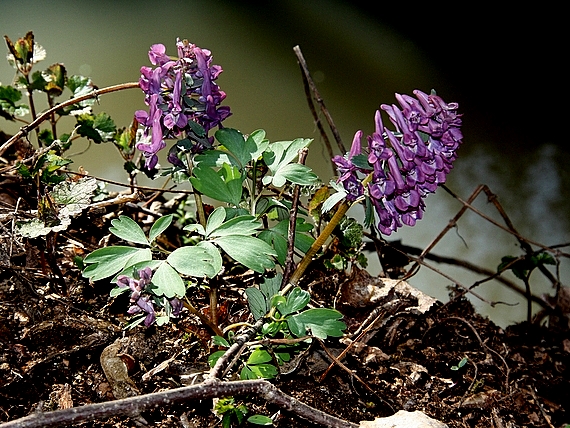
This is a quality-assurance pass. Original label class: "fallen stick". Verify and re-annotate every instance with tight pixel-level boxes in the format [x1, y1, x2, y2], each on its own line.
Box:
[0, 378, 358, 428]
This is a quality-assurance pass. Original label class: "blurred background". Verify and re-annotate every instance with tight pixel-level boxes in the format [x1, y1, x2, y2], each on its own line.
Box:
[1, 0, 567, 327]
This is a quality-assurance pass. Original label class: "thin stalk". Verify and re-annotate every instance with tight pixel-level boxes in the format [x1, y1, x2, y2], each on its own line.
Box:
[183, 299, 223, 337]
[281, 199, 351, 296]
[281, 148, 308, 287]
[47, 94, 58, 141]
[0, 81, 140, 157]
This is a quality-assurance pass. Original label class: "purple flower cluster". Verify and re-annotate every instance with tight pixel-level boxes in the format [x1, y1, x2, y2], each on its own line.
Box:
[135, 39, 231, 169]
[332, 90, 463, 235]
[117, 267, 182, 327]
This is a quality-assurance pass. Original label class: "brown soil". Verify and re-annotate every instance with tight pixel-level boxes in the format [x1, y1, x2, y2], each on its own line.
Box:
[1, 193, 569, 428]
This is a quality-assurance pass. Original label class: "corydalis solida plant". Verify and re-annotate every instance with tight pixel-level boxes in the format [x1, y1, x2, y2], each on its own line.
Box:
[135, 39, 231, 169]
[333, 90, 463, 235]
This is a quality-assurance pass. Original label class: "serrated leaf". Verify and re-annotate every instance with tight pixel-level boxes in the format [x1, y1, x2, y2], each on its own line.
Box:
[287, 308, 346, 339]
[167, 241, 222, 278]
[245, 287, 267, 320]
[82, 247, 152, 281]
[149, 214, 173, 243]
[277, 287, 310, 316]
[214, 235, 275, 273]
[50, 177, 97, 216]
[76, 112, 115, 142]
[152, 261, 186, 298]
[16, 217, 71, 238]
[109, 215, 149, 245]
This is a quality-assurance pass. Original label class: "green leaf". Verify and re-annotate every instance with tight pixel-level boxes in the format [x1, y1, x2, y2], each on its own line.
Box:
[287, 308, 346, 339]
[59, 75, 96, 115]
[276, 287, 310, 316]
[109, 215, 149, 246]
[212, 335, 230, 347]
[240, 365, 256, 380]
[82, 247, 152, 281]
[246, 275, 282, 320]
[208, 215, 263, 238]
[245, 287, 267, 320]
[264, 138, 312, 172]
[272, 163, 317, 187]
[190, 164, 243, 206]
[322, 190, 346, 213]
[214, 235, 276, 273]
[194, 149, 234, 168]
[247, 415, 274, 426]
[208, 350, 226, 367]
[215, 128, 258, 168]
[75, 112, 116, 143]
[167, 241, 222, 278]
[247, 129, 270, 159]
[0, 84, 28, 120]
[339, 216, 363, 249]
[247, 349, 272, 365]
[149, 214, 173, 243]
[111, 259, 163, 283]
[205, 206, 227, 237]
[257, 229, 288, 265]
[152, 262, 186, 298]
[262, 138, 313, 186]
[249, 363, 278, 379]
[260, 275, 282, 303]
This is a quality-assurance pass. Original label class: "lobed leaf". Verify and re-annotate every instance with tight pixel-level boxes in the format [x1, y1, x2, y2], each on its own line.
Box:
[109, 215, 149, 246]
[276, 287, 310, 316]
[82, 247, 152, 281]
[245, 287, 267, 320]
[213, 235, 276, 273]
[167, 241, 222, 278]
[152, 261, 186, 298]
[149, 214, 173, 243]
[287, 308, 346, 339]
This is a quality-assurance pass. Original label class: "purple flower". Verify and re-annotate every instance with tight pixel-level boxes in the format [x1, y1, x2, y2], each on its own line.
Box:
[333, 90, 462, 235]
[128, 296, 156, 327]
[332, 130, 368, 201]
[170, 298, 183, 316]
[135, 39, 231, 169]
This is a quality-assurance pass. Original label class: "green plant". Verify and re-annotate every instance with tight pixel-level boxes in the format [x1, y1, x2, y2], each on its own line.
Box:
[214, 397, 274, 427]
[3, 33, 465, 392]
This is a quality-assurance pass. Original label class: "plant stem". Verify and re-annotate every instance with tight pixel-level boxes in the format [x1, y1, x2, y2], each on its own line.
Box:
[281, 199, 350, 295]
[182, 299, 223, 337]
[282, 148, 308, 287]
